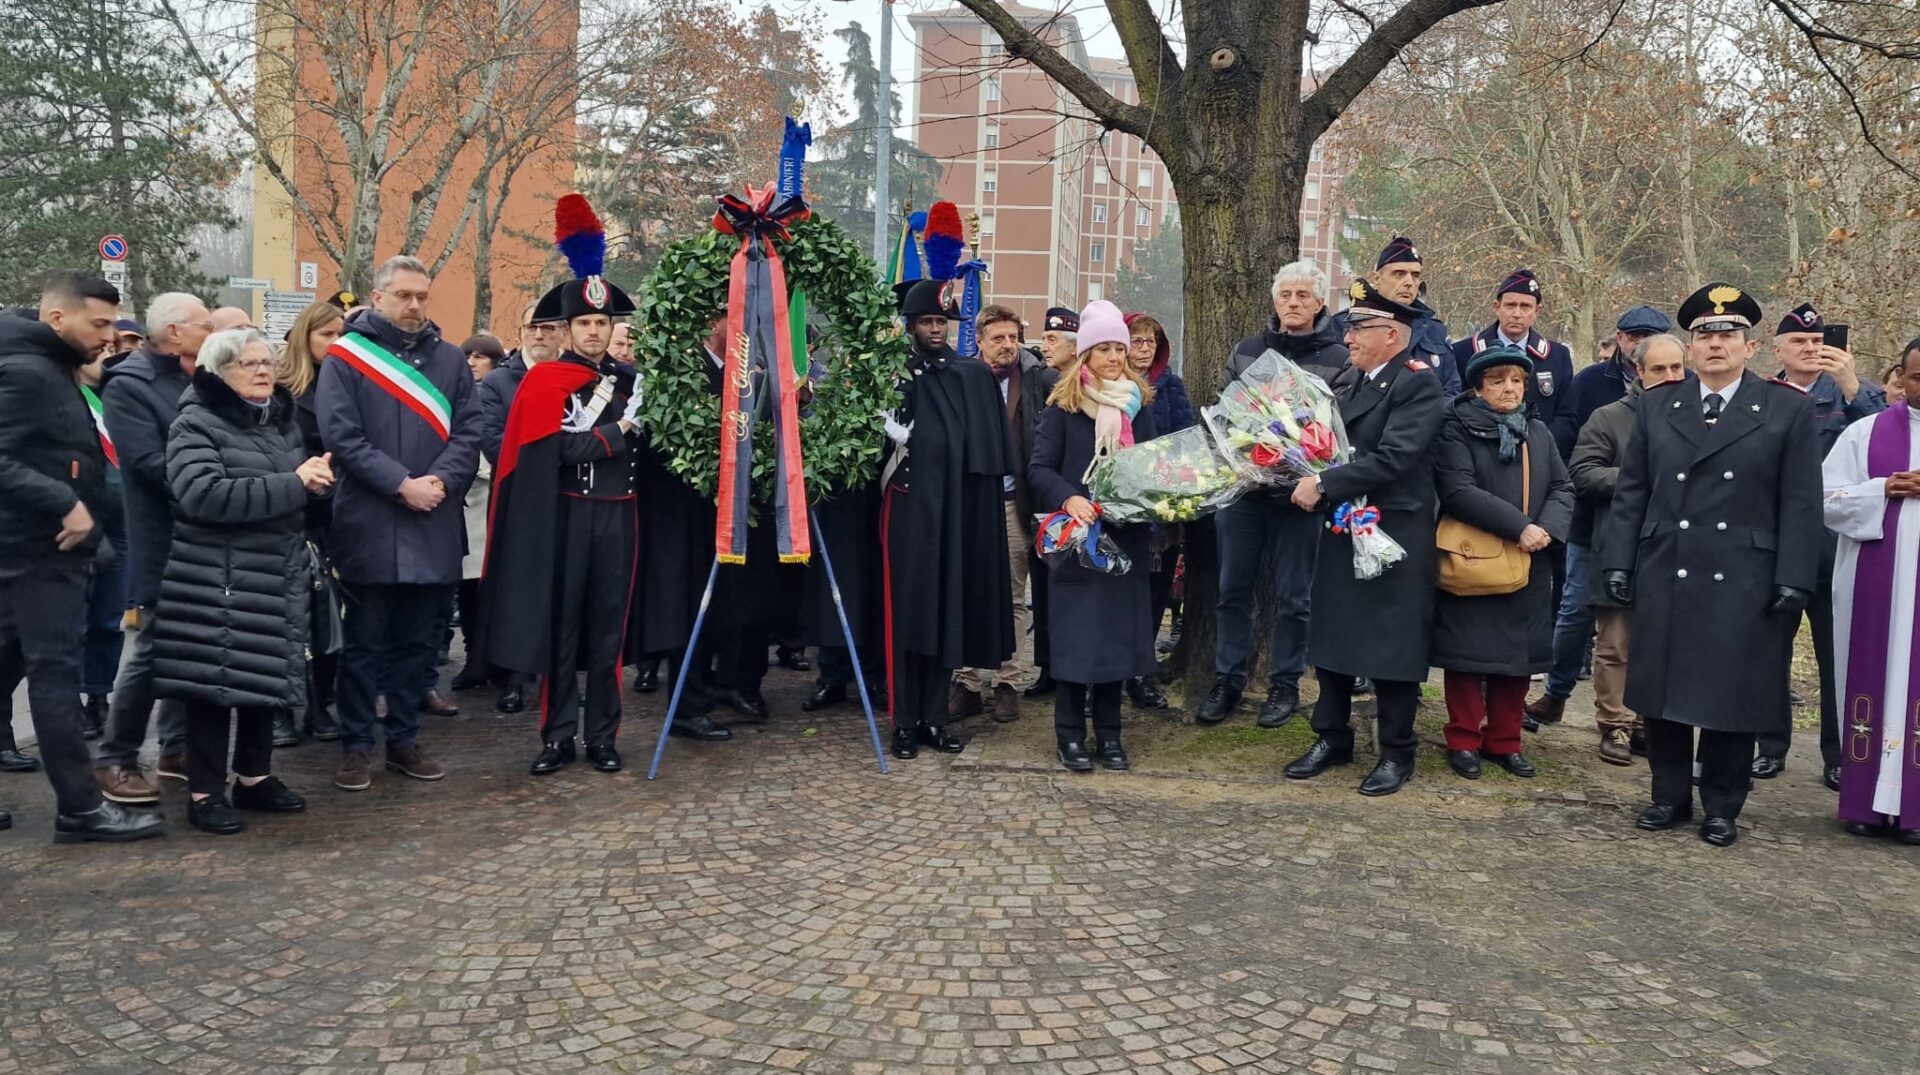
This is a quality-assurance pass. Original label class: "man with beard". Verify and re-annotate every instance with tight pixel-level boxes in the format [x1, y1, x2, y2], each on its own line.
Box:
[0, 272, 164, 842]
[883, 280, 1015, 758]
[1599, 283, 1822, 847]
[1335, 236, 1459, 394]
[1285, 278, 1446, 797]
[1200, 260, 1353, 727]
[484, 198, 644, 775]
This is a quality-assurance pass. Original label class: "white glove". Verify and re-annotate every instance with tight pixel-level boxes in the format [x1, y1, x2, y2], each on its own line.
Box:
[621, 382, 643, 426]
[884, 410, 913, 446]
[560, 396, 592, 433]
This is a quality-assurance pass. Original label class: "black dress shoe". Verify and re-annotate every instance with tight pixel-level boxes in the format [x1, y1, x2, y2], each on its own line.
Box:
[231, 776, 306, 813]
[774, 646, 812, 672]
[1521, 713, 1540, 734]
[918, 722, 966, 753]
[1096, 740, 1130, 771]
[632, 664, 660, 694]
[305, 706, 341, 742]
[1283, 738, 1353, 780]
[188, 795, 245, 836]
[1023, 673, 1056, 699]
[1699, 816, 1738, 846]
[1635, 803, 1693, 830]
[867, 681, 889, 711]
[1822, 764, 1842, 792]
[586, 745, 622, 773]
[1256, 684, 1302, 729]
[1898, 829, 1920, 846]
[52, 801, 165, 844]
[1057, 740, 1094, 772]
[0, 807, 9, 830]
[802, 682, 848, 712]
[1353, 677, 1375, 696]
[725, 689, 770, 722]
[81, 695, 107, 740]
[1125, 676, 1172, 710]
[1447, 749, 1482, 779]
[668, 713, 733, 741]
[529, 741, 576, 775]
[1751, 754, 1785, 779]
[1359, 757, 1414, 796]
[1842, 820, 1888, 838]
[1195, 678, 1241, 724]
[0, 749, 40, 773]
[271, 711, 302, 748]
[496, 686, 525, 714]
[1485, 751, 1536, 778]
[891, 726, 919, 759]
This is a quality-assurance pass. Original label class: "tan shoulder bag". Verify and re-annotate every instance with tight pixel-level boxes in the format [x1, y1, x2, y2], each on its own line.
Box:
[1435, 444, 1532, 597]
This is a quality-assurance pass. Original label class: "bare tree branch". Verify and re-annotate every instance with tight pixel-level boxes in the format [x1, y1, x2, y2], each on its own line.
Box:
[1300, 0, 1508, 142]
[948, 0, 1158, 138]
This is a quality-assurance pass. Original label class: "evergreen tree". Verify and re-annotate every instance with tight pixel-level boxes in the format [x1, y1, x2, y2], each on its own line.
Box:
[0, 0, 236, 306]
[808, 22, 941, 254]
[1112, 219, 1185, 350]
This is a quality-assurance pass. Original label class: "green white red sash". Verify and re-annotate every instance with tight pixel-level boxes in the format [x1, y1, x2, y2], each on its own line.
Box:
[81, 385, 116, 467]
[327, 331, 452, 440]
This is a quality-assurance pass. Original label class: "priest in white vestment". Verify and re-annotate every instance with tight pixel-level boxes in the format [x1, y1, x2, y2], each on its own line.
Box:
[1823, 358, 1920, 843]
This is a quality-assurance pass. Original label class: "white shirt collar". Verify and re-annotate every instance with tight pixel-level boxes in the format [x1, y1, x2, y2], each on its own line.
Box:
[1699, 377, 1741, 408]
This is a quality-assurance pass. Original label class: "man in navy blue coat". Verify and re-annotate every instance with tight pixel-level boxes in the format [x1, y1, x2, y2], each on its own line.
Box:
[316, 256, 483, 793]
[1452, 269, 1578, 458]
[1332, 236, 1460, 395]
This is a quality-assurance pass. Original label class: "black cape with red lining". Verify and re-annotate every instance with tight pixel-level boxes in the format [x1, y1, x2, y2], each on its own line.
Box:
[478, 356, 600, 676]
[885, 345, 1015, 668]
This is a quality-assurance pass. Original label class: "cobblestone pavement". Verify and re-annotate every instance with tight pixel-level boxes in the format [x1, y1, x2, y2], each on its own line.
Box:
[1, 670, 1915, 1075]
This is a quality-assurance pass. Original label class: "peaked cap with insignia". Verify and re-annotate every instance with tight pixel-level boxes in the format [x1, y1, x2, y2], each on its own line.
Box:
[1344, 276, 1420, 325]
[532, 193, 634, 322]
[1677, 282, 1762, 334]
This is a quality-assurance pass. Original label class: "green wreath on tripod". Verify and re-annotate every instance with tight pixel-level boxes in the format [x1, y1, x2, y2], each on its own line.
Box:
[632, 213, 906, 500]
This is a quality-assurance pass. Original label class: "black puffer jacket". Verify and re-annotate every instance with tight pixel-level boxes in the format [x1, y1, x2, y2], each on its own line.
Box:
[152, 372, 314, 709]
[0, 313, 118, 562]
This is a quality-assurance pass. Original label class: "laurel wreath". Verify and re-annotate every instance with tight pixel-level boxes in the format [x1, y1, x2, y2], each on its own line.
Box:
[632, 213, 906, 500]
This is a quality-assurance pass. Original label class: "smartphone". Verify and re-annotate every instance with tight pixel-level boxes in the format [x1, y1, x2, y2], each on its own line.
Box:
[1822, 323, 1850, 352]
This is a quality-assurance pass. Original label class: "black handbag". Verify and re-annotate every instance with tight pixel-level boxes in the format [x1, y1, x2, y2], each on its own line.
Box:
[306, 540, 345, 657]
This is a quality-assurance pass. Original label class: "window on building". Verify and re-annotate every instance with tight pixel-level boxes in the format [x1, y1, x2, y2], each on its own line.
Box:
[1090, 241, 1105, 263]
[1094, 164, 1109, 186]
[984, 31, 1004, 57]
[1092, 204, 1107, 224]
[984, 126, 999, 149]
[1088, 281, 1104, 302]
[1303, 217, 1319, 239]
[1310, 140, 1323, 162]
[981, 214, 996, 235]
[1138, 166, 1153, 188]
[1136, 206, 1151, 227]
[982, 170, 997, 194]
[985, 78, 1001, 102]
[1306, 178, 1321, 200]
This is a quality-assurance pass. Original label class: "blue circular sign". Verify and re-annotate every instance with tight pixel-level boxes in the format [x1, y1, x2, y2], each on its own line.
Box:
[99, 235, 127, 261]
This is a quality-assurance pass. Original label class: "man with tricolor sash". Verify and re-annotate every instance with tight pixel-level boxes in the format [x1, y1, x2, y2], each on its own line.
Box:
[317, 255, 482, 793]
[482, 194, 646, 777]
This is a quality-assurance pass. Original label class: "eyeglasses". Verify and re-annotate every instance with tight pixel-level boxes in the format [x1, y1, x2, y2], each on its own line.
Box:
[235, 358, 279, 372]
[1347, 322, 1398, 334]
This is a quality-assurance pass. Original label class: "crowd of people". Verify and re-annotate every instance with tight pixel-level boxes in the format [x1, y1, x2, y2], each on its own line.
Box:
[2, 225, 1917, 854]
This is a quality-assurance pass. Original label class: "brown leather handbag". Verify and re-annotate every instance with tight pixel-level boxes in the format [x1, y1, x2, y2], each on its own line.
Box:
[1435, 444, 1532, 597]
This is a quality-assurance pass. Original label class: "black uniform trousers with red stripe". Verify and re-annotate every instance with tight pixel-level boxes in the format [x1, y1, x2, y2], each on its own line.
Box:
[541, 494, 636, 749]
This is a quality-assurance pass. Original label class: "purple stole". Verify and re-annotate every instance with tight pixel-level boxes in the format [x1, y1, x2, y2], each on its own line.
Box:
[1840, 405, 1920, 824]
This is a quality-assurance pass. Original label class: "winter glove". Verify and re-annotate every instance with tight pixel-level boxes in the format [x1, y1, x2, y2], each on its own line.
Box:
[1766, 586, 1812, 615]
[1603, 570, 1633, 607]
[620, 383, 643, 427]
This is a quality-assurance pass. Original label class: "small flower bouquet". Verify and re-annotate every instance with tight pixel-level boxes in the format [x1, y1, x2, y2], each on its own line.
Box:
[1086, 426, 1246, 525]
[1034, 508, 1133, 575]
[1201, 350, 1344, 485]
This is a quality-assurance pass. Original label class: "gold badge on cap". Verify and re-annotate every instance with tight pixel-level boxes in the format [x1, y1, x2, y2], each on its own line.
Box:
[1349, 280, 1367, 302]
[1708, 285, 1741, 315]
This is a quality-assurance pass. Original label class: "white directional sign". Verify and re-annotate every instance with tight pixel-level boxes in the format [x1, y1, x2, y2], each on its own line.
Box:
[227, 276, 274, 290]
[263, 290, 316, 339]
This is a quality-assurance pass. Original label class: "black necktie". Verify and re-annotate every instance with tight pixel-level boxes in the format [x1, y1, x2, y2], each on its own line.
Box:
[1703, 394, 1722, 425]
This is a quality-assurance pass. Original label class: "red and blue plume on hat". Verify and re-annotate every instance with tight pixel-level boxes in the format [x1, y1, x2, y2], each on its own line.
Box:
[554, 193, 605, 279]
[923, 201, 965, 280]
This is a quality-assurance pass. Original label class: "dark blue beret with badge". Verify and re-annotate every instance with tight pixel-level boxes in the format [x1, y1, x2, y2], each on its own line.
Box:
[1376, 236, 1422, 269]
[1044, 306, 1079, 333]
[1776, 302, 1822, 336]
[1496, 268, 1543, 301]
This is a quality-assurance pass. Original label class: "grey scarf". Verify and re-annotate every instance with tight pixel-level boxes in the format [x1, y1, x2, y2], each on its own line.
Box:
[1470, 398, 1529, 462]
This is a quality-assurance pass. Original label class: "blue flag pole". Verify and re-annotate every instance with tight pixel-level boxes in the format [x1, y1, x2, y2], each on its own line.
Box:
[648, 556, 722, 780]
[811, 507, 890, 774]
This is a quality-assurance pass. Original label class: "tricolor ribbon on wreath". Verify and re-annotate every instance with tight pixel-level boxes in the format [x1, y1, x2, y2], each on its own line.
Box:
[711, 183, 812, 565]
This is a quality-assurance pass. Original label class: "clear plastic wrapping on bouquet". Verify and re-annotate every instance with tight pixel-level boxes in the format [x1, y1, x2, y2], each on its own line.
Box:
[1085, 426, 1246, 525]
[1033, 510, 1133, 575]
[1332, 498, 1406, 580]
[1201, 350, 1347, 487]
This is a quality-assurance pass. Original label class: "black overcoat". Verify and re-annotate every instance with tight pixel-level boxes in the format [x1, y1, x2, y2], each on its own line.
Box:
[804, 479, 884, 650]
[1428, 398, 1574, 677]
[1307, 350, 1446, 682]
[1597, 371, 1823, 733]
[151, 374, 313, 709]
[883, 348, 1014, 670]
[1027, 403, 1160, 685]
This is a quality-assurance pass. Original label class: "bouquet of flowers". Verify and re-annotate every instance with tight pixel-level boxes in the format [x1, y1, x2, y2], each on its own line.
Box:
[1086, 426, 1245, 525]
[1034, 508, 1133, 576]
[1201, 350, 1344, 485]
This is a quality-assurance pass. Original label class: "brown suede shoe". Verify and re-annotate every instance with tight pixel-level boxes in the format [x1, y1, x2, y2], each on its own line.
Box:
[95, 765, 160, 804]
[385, 742, 446, 781]
[947, 683, 984, 720]
[417, 690, 460, 717]
[1598, 729, 1634, 767]
[334, 749, 373, 792]
[155, 753, 189, 783]
[1523, 693, 1566, 725]
[991, 684, 1021, 723]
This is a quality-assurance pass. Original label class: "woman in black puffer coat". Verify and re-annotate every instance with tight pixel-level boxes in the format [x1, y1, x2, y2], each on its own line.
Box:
[153, 328, 335, 835]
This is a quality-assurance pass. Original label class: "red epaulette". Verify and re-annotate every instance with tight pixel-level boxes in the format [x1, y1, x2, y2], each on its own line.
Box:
[1769, 376, 1811, 394]
[1405, 357, 1430, 371]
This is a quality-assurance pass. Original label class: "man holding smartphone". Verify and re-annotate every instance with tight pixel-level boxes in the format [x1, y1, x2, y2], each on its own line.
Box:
[1757, 303, 1887, 787]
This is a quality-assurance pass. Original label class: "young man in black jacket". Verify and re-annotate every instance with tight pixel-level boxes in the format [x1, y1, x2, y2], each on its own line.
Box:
[0, 272, 165, 843]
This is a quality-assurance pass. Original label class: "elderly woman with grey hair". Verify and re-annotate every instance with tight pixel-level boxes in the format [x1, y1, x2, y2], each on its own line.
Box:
[151, 328, 335, 835]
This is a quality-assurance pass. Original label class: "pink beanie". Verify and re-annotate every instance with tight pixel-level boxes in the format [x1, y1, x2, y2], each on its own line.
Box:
[1076, 299, 1129, 355]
